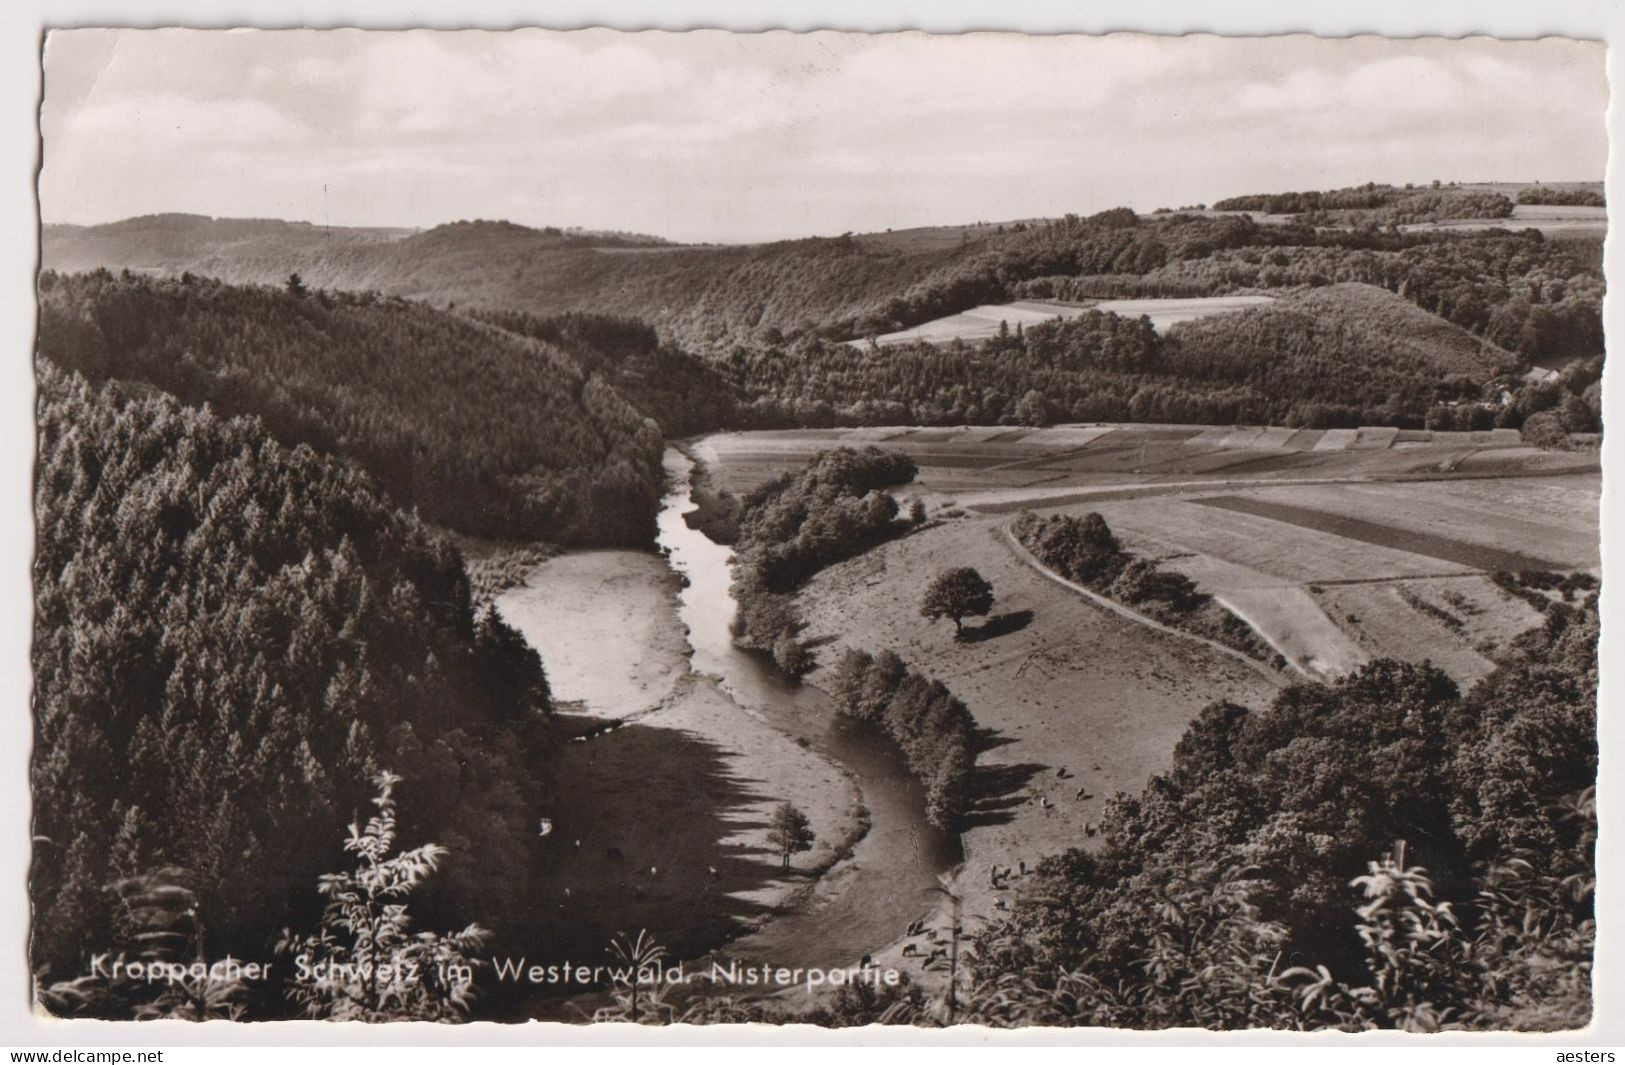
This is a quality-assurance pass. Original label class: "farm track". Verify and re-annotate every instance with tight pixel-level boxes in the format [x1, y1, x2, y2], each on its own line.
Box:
[995, 524, 1290, 685]
[1307, 571, 1489, 587]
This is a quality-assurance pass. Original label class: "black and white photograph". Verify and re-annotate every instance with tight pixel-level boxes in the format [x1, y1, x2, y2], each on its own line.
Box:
[13, 12, 1613, 1044]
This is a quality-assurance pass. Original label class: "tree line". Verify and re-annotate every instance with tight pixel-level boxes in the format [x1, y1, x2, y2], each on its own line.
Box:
[1211, 182, 1515, 226]
[1515, 187, 1605, 207]
[830, 651, 978, 830]
[1010, 509, 1275, 663]
[729, 447, 919, 672]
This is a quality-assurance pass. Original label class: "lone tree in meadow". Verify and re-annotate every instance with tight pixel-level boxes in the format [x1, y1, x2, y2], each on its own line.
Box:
[921, 567, 995, 637]
[766, 802, 815, 872]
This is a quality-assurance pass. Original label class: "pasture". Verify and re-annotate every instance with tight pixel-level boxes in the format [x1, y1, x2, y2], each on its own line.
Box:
[695, 422, 1595, 502]
[860, 295, 1275, 346]
[794, 518, 1281, 939]
[697, 422, 1597, 961]
[1071, 482, 1590, 685]
[1400, 204, 1607, 237]
[697, 421, 1597, 688]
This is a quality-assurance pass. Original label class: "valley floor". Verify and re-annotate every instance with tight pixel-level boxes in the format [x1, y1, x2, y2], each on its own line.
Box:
[795, 517, 1282, 947]
[700, 423, 1599, 968]
[492, 424, 1599, 1014]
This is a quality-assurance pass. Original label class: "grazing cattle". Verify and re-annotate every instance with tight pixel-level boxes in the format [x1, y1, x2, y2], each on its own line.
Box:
[649, 866, 659, 878]
[708, 866, 720, 879]
[902, 944, 919, 957]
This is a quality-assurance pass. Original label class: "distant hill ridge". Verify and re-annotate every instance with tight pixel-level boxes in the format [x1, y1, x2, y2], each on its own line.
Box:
[42, 213, 675, 276]
[41, 186, 1604, 372]
[42, 213, 976, 352]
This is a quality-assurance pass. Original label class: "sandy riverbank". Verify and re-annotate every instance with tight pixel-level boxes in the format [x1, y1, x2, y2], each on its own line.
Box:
[496, 550, 867, 969]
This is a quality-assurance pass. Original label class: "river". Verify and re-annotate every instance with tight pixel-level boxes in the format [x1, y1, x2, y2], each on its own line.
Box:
[502, 446, 958, 981]
[652, 448, 959, 968]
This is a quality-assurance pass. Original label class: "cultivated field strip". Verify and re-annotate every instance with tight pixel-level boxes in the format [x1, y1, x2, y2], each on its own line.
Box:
[1191, 494, 1562, 572]
[1161, 553, 1370, 680]
[1084, 497, 1475, 584]
[1262, 481, 1600, 570]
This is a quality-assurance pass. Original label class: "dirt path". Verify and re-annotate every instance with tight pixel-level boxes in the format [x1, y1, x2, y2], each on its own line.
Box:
[995, 524, 1290, 684]
[794, 515, 1281, 966]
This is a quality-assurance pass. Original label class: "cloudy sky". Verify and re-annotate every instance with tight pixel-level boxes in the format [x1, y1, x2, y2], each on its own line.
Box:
[40, 29, 1607, 242]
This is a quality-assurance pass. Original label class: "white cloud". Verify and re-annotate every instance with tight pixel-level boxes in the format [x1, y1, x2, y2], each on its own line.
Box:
[38, 29, 1608, 239]
[55, 94, 309, 147]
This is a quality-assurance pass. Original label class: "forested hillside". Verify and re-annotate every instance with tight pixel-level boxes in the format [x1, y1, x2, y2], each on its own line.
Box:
[41, 214, 419, 275]
[45, 199, 1604, 379]
[43, 217, 974, 353]
[35, 270, 732, 545]
[42, 214, 669, 276]
[723, 286, 1507, 429]
[468, 308, 736, 438]
[967, 589, 1598, 1029]
[32, 363, 554, 992]
[1156, 282, 1514, 419]
[1017, 224, 1602, 367]
[1169, 282, 1508, 376]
